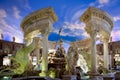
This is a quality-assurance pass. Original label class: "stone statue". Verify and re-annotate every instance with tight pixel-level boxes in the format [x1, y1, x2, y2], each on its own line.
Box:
[1, 34, 3, 40]
[66, 45, 79, 75]
[0, 38, 37, 75]
[11, 38, 37, 74]
[55, 39, 66, 57]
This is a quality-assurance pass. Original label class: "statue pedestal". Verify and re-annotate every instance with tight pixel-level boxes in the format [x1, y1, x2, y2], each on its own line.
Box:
[87, 72, 101, 80]
[62, 75, 77, 80]
[39, 71, 47, 77]
[103, 76, 113, 80]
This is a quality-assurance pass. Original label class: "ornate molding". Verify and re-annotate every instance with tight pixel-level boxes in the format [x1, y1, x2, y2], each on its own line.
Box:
[21, 7, 58, 31]
[20, 7, 58, 40]
[100, 37, 110, 43]
[80, 7, 113, 41]
[80, 7, 113, 29]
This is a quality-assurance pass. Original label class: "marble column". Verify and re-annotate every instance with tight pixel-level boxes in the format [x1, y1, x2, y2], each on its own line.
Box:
[103, 40, 109, 69]
[109, 55, 112, 69]
[40, 33, 48, 77]
[34, 37, 40, 65]
[90, 31, 97, 73]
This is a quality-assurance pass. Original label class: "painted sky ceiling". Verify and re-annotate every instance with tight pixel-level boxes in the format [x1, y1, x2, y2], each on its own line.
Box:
[0, 0, 120, 44]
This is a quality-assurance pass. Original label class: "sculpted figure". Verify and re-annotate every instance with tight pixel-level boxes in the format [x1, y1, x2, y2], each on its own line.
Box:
[66, 45, 78, 75]
[0, 38, 37, 75]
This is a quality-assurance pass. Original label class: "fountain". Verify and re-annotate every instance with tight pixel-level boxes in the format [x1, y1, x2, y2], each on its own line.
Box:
[0, 6, 114, 80]
[62, 42, 90, 80]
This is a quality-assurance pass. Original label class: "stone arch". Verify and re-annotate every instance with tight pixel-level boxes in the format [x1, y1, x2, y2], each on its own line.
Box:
[21, 7, 58, 77]
[80, 7, 113, 73]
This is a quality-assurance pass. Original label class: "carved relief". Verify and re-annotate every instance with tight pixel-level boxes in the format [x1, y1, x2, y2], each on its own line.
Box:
[21, 7, 57, 31]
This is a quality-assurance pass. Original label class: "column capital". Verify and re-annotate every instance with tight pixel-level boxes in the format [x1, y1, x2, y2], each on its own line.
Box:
[41, 29, 50, 36]
[85, 25, 99, 38]
[89, 29, 98, 38]
[101, 37, 109, 43]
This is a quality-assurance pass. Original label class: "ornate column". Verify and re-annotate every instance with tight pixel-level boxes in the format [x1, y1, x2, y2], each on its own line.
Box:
[90, 30, 97, 73]
[34, 37, 40, 65]
[109, 54, 112, 69]
[40, 32, 49, 77]
[102, 38, 109, 69]
[80, 7, 113, 79]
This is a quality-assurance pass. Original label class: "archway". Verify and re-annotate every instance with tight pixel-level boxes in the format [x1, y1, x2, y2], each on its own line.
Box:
[21, 7, 58, 76]
[80, 7, 113, 73]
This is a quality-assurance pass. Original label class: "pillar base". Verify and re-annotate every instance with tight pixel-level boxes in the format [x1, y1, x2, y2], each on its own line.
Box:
[87, 71, 101, 80]
[88, 72, 100, 76]
[62, 75, 77, 80]
[39, 71, 47, 77]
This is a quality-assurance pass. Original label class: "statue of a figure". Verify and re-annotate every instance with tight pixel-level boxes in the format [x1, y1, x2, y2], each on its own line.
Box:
[55, 40, 66, 57]
[66, 44, 79, 75]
